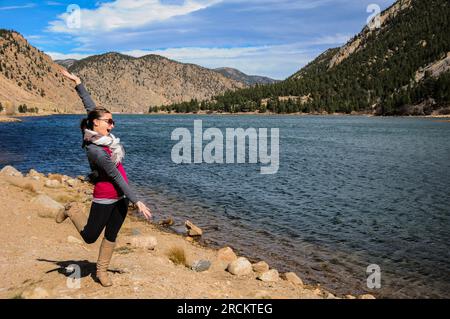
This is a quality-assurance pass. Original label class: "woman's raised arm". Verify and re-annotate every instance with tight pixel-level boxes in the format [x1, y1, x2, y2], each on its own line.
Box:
[60, 68, 96, 113]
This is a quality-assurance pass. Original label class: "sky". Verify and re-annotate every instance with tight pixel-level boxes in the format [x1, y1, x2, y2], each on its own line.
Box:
[0, 0, 395, 79]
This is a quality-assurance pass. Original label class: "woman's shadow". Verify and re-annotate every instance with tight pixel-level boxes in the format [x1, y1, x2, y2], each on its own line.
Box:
[36, 258, 124, 282]
[36, 258, 126, 280]
[37, 258, 96, 281]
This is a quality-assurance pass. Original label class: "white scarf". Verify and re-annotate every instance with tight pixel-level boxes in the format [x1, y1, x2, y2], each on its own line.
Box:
[84, 129, 125, 165]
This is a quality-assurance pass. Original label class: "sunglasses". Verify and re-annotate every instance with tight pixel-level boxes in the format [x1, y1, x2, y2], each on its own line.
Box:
[98, 118, 115, 125]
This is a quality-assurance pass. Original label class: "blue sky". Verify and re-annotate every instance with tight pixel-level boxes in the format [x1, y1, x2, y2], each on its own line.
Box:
[0, 0, 395, 79]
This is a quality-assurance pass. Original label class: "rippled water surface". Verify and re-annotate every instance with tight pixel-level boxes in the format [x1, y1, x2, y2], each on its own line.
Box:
[1, 115, 449, 298]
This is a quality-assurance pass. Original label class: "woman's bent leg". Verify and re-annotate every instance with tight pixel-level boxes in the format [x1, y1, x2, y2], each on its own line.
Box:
[63, 202, 88, 234]
[80, 202, 114, 244]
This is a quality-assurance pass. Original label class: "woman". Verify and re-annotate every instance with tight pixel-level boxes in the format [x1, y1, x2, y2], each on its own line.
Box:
[56, 69, 152, 287]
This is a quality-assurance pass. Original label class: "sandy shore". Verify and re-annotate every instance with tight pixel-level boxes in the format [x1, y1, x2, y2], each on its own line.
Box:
[0, 116, 22, 123]
[0, 165, 376, 299]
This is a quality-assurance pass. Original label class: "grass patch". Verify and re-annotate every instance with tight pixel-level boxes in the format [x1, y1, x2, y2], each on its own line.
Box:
[10, 292, 24, 299]
[115, 246, 135, 255]
[167, 246, 187, 266]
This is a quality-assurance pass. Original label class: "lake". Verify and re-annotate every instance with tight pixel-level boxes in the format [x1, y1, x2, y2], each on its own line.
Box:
[1, 114, 449, 298]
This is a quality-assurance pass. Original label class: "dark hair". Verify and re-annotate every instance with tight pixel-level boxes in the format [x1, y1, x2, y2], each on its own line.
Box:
[80, 107, 111, 148]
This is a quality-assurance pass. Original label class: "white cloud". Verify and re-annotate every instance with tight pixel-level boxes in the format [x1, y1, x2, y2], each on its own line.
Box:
[141, 45, 314, 79]
[0, 3, 36, 10]
[46, 1, 64, 6]
[46, 31, 350, 79]
[120, 33, 349, 62]
[25, 35, 43, 40]
[308, 33, 351, 45]
[47, 31, 349, 79]
[46, 52, 92, 61]
[121, 39, 347, 78]
[231, 0, 335, 12]
[48, 0, 221, 34]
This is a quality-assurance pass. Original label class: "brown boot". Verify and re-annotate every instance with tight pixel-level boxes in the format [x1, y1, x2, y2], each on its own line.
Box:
[56, 203, 71, 223]
[60, 202, 87, 232]
[55, 209, 68, 224]
[96, 238, 116, 287]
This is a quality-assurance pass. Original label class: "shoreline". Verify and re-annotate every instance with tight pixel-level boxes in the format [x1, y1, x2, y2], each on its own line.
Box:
[1, 112, 450, 120]
[0, 116, 22, 123]
[0, 165, 375, 299]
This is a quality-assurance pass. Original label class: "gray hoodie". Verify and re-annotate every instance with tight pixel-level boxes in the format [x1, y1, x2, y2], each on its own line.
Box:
[76, 83, 139, 204]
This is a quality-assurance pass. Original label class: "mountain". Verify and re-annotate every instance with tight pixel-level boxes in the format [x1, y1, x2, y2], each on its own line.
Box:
[0, 30, 246, 114]
[54, 59, 77, 69]
[286, 0, 450, 115]
[57, 60, 275, 86]
[165, 0, 449, 115]
[214, 67, 278, 85]
[66, 53, 246, 113]
[0, 30, 84, 114]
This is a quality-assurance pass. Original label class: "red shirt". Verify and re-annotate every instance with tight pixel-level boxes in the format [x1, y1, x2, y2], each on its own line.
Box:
[93, 146, 129, 200]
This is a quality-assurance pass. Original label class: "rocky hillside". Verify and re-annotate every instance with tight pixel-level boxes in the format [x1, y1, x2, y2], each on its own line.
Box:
[214, 67, 278, 86]
[67, 53, 246, 113]
[325, 0, 414, 69]
[59, 59, 275, 86]
[176, 0, 449, 115]
[287, 0, 450, 115]
[0, 30, 84, 114]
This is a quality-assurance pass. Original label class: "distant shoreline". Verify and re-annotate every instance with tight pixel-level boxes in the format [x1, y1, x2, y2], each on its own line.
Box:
[1, 112, 450, 121]
[0, 116, 22, 123]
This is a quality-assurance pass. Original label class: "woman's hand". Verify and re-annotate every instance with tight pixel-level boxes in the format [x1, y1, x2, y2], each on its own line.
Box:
[60, 68, 81, 85]
[136, 201, 152, 221]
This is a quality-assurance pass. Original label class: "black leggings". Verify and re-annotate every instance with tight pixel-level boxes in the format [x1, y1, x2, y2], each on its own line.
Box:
[80, 198, 129, 244]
